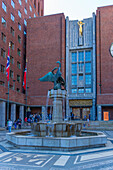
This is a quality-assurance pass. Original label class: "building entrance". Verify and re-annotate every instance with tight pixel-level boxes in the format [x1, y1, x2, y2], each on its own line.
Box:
[72, 107, 90, 120]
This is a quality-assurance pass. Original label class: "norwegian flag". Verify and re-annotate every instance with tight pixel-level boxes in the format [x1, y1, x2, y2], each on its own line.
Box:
[23, 66, 27, 90]
[6, 47, 10, 81]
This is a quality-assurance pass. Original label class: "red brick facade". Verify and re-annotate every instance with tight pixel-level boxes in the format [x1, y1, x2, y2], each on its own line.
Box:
[96, 5, 113, 119]
[0, 0, 44, 105]
[27, 13, 66, 106]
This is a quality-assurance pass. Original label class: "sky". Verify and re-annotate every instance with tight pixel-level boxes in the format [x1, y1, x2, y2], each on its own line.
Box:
[44, 0, 113, 20]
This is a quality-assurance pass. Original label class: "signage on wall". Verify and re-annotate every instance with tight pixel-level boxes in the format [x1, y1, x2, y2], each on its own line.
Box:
[110, 43, 113, 57]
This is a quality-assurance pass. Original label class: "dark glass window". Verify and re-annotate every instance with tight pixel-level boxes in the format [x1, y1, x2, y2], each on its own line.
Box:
[85, 51, 91, 61]
[72, 52, 77, 62]
[72, 75, 77, 85]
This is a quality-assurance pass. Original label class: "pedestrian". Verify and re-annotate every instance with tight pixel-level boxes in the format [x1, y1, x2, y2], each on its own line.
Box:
[8, 119, 12, 133]
[18, 119, 22, 129]
[14, 120, 17, 129]
[24, 117, 27, 126]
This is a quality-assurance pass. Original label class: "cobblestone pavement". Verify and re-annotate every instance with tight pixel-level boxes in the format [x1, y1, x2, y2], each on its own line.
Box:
[0, 129, 113, 169]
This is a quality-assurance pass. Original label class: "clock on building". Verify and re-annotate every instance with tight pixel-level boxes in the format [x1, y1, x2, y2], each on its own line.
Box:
[110, 43, 113, 57]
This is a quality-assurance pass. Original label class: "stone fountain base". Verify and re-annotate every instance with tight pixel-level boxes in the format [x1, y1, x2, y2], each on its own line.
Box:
[31, 122, 82, 137]
[6, 130, 107, 151]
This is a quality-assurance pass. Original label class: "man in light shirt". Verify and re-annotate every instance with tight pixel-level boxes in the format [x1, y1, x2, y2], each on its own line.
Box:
[7, 119, 12, 133]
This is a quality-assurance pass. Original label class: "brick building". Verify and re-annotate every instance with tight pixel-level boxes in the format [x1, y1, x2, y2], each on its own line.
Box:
[26, 13, 65, 115]
[0, 0, 44, 127]
[96, 5, 113, 120]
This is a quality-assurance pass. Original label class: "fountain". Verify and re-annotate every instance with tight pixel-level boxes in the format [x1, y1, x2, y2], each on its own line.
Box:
[6, 61, 107, 151]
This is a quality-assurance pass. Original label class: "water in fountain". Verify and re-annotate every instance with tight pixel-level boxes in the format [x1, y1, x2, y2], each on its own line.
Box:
[44, 91, 49, 122]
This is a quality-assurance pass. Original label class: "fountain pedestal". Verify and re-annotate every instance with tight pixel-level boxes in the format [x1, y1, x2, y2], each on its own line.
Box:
[48, 89, 67, 123]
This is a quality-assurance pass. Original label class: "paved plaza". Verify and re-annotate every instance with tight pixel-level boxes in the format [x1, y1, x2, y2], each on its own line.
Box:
[0, 130, 113, 169]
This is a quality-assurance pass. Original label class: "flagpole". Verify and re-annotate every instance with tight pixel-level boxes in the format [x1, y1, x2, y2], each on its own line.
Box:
[25, 59, 28, 118]
[7, 42, 11, 120]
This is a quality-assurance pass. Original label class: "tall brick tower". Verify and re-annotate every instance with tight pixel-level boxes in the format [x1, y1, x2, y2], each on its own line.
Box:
[0, 0, 44, 127]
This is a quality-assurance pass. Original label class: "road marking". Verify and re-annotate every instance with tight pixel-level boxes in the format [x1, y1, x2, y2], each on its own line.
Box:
[81, 150, 113, 162]
[3, 158, 12, 162]
[33, 154, 48, 158]
[74, 155, 79, 164]
[0, 152, 12, 158]
[54, 156, 70, 166]
[35, 161, 43, 165]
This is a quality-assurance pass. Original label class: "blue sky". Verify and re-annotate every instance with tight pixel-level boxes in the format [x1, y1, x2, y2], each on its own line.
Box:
[45, 0, 113, 20]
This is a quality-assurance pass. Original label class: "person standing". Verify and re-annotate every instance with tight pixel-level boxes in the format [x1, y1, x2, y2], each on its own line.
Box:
[8, 119, 12, 133]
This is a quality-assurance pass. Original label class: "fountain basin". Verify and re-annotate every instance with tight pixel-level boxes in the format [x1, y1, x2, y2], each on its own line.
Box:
[31, 122, 82, 137]
[6, 130, 107, 151]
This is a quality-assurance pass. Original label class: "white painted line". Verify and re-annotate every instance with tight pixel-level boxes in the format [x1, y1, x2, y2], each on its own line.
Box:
[54, 156, 70, 166]
[35, 161, 43, 165]
[74, 155, 79, 164]
[81, 150, 113, 161]
[3, 158, 12, 162]
[41, 155, 55, 167]
[0, 152, 12, 158]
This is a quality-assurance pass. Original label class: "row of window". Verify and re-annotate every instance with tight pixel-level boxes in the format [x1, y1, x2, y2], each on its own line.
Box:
[72, 51, 91, 62]
[0, 80, 20, 92]
[72, 74, 91, 85]
[2, 1, 37, 20]
[72, 88, 91, 94]
[72, 62, 91, 73]
[0, 61, 21, 72]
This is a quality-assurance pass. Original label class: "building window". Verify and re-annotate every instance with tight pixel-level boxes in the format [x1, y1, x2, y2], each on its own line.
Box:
[18, 35, 21, 44]
[34, 14, 36, 18]
[78, 51, 84, 62]
[18, 0, 21, 5]
[18, 10, 21, 18]
[85, 51, 91, 61]
[11, 13, 15, 22]
[2, 2, 6, 12]
[86, 88, 91, 93]
[24, 8, 27, 15]
[1, 65, 5, 73]
[2, 17, 6, 27]
[0, 81, 5, 86]
[11, 0, 15, 8]
[24, 30, 26, 35]
[24, 19, 27, 26]
[29, 5, 32, 11]
[85, 63, 91, 73]
[1, 32, 6, 42]
[18, 23, 21, 31]
[79, 63, 84, 72]
[10, 41, 14, 50]
[9, 84, 13, 89]
[17, 48, 21, 56]
[85, 74, 91, 85]
[78, 88, 84, 93]
[71, 64, 77, 74]
[11, 27, 14, 36]
[72, 75, 77, 85]
[72, 52, 77, 62]
[17, 75, 20, 82]
[10, 70, 14, 79]
[79, 74, 83, 80]
[10, 56, 14, 64]
[72, 89, 77, 93]
[1, 48, 6, 58]
[17, 88, 20, 92]
[17, 61, 21, 69]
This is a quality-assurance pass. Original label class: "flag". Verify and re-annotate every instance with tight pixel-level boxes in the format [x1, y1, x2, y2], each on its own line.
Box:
[6, 47, 10, 81]
[23, 66, 27, 90]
